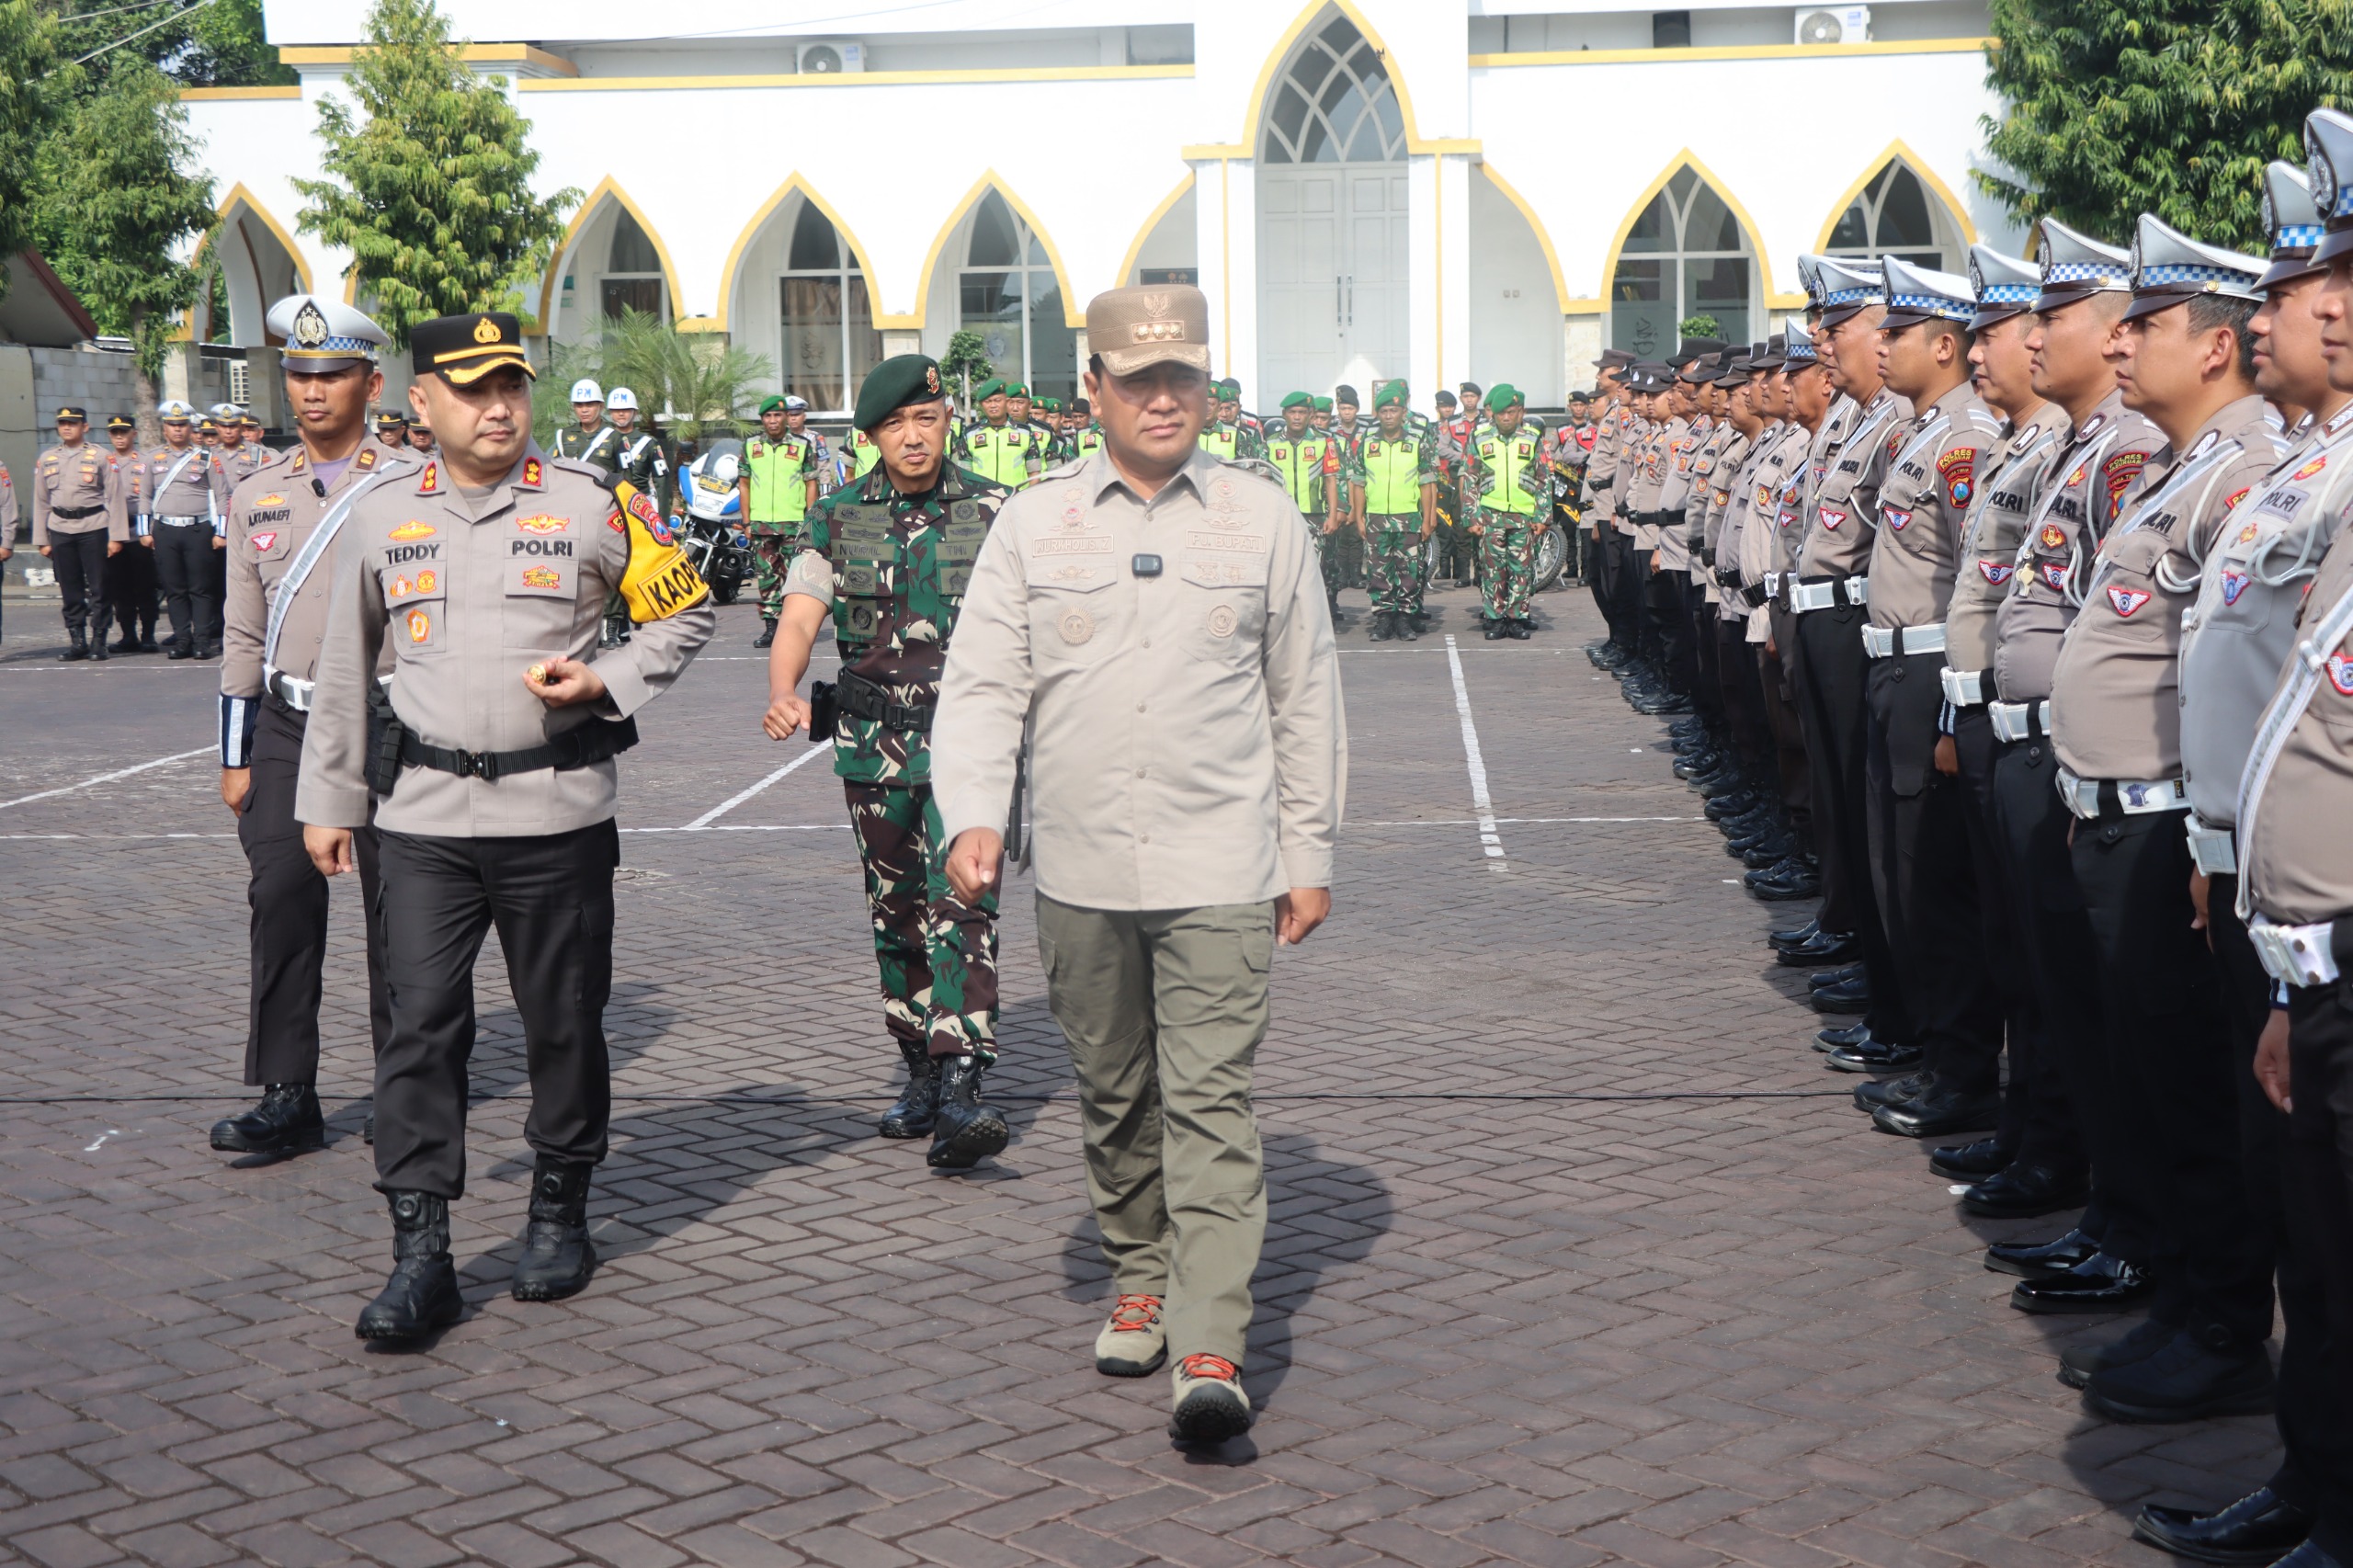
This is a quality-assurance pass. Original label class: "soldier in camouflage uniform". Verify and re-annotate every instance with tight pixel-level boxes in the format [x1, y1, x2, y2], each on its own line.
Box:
[1348, 381, 1438, 640]
[763, 355, 1015, 1171]
[1465, 383, 1551, 640]
[742, 394, 818, 646]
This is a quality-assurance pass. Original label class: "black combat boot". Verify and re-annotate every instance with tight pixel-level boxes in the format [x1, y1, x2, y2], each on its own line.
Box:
[138, 622, 159, 653]
[60, 630, 87, 662]
[927, 1054, 1010, 1170]
[1394, 612, 1419, 642]
[877, 1040, 940, 1139]
[1367, 612, 1390, 642]
[754, 618, 776, 649]
[109, 623, 139, 653]
[355, 1191, 463, 1342]
[510, 1155, 597, 1301]
[209, 1083, 325, 1155]
[90, 631, 109, 661]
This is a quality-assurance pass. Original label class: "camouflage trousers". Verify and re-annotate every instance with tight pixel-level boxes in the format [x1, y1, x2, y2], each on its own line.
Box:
[749, 525, 803, 620]
[1365, 517, 1427, 615]
[846, 780, 999, 1062]
[1306, 514, 1342, 605]
[1478, 514, 1538, 621]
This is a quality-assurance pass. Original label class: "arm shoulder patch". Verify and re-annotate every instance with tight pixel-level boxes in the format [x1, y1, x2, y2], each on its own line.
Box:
[613, 477, 710, 621]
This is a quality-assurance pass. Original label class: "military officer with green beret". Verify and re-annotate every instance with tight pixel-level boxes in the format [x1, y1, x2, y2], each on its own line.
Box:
[958, 377, 1041, 490]
[761, 355, 1016, 1172]
[1068, 398, 1103, 460]
[1350, 381, 1438, 641]
[1465, 383, 1551, 640]
[1265, 392, 1344, 619]
[742, 393, 820, 648]
[1199, 378, 1265, 462]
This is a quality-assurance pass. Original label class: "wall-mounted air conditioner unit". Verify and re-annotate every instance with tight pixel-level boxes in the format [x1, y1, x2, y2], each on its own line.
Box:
[1794, 6, 1870, 44]
[796, 40, 866, 74]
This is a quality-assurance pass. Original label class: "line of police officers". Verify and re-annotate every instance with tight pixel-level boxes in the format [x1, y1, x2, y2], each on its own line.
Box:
[1584, 106, 2353, 1568]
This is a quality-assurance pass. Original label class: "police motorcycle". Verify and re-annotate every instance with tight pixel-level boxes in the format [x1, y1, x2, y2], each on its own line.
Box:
[674, 437, 752, 606]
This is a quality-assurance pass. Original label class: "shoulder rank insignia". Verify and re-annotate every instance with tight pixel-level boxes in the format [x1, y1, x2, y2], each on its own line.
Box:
[522, 457, 544, 488]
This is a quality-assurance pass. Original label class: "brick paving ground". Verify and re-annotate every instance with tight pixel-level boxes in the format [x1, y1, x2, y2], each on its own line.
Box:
[0, 585, 2275, 1568]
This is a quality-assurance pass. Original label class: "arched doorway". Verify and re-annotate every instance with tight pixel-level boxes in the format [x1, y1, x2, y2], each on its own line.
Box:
[1256, 10, 1406, 403]
[1825, 161, 1966, 272]
[541, 183, 680, 348]
[196, 188, 310, 347]
[955, 189, 1077, 405]
[1609, 165, 1757, 359]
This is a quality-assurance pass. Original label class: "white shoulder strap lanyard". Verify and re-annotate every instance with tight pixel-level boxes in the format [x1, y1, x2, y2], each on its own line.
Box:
[2234, 562, 2353, 920]
[152, 449, 201, 517]
[261, 470, 394, 676]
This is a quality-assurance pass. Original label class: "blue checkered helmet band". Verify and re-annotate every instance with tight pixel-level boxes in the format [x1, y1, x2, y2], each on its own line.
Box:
[2136, 261, 2259, 289]
[1888, 290, 1972, 320]
[288, 334, 380, 358]
[1822, 283, 1881, 307]
[2277, 222, 2327, 249]
[2045, 259, 2130, 285]
[1783, 336, 1817, 363]
[1979, 279, 2039, 304]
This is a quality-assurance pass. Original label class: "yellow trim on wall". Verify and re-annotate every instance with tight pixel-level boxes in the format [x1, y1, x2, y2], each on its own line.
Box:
[1471, 37, 1990, 68]
[536, 177, 688, 335]
[1572, 149, 1785, 318]
[1473, 161, 1570, 314]
[280, 42, 578, 75]
[1116, 174, 1199, 288]
[520, 63, 1190, 92]
[708, 174, 883, 335]
[886, 172, 1085, 331]
[178, 85, 300, 101]
[1811, 139, 1981, 253]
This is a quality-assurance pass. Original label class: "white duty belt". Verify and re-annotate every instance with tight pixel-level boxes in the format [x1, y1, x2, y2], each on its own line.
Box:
[1862, 622, 1945, 659]
[2184, 811, 2237, 877]
[1940, 667, 1987, 706]
[1988, 699, 2052, 743]
[2248, 917, 2341, 987]
[1789, 575, 1869, 613]
[2054, 766, 2188, 821]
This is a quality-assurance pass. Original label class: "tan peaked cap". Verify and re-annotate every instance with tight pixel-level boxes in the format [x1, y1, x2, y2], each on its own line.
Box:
[1087, 284, 1211, 377]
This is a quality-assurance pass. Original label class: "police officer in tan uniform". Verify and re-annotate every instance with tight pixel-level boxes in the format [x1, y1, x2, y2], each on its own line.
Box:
[30, 404, 126, 661]
[297, 312, 715, 1342]
[135, 401, 234, 661]
[211, 296, 398, 1161]
[102, 415, 160, 653]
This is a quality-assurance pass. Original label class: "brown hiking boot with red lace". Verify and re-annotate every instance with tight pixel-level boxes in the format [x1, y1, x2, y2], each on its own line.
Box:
[1169, 1352, 1252, 1442]
[1095, 1293, 1166, 1376]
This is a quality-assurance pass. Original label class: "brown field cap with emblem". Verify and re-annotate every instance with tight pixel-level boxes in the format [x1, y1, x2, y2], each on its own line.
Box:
[411, 312, 536, 385]
[1087, 284, 1211, 377]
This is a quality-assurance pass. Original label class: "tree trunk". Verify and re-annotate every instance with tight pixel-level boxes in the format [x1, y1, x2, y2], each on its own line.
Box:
[131, 306, 163, 450]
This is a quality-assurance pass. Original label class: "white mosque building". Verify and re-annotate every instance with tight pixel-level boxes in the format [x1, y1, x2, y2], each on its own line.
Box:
[181, 0, 2018, 417]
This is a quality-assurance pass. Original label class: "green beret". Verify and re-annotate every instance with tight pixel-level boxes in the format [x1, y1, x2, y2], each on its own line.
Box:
[1312, 395, 1333, 412]
[1006, 382, 1029, 399]
[975, 377, 1006, 401]
[758, 394, 788, 415]
[1486, 382, 1525, 409]
[853, 353, 949, 431]
[1215, 378, 1240, 398]
[1279, 391, 1312, 410]
[1373, 381, 1406, 409]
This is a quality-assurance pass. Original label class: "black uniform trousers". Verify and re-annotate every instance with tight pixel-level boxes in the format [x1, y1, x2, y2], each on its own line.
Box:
[373, 820, 619, 1199]
[2070, 802, 2268, 1346]
[1952, 707, 2072, 1167]
[1760, 624, 1820, 866]
[238, 702, 392, 1085]
[1792, 598, 1909, 1043]
[1644, 556, 1692, 692]
[1715, 619, 1770, 782]
[2285, 977, 2353, 1562]
[47, 529, 109, 638]
[1864, 653, 2000, 1095]
[105, 537, 158, 642]
[1687, 575, 1722, 728]
[153, 521, 222, 652]
[1586, 524, 1618, 638]
[2212, 882, 2353, 1528]
[1626, 544, 1660, 665]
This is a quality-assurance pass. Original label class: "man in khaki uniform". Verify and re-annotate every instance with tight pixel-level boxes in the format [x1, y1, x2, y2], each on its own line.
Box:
[931, 283, 1344, 1445]
[134, 401, 234, 661]
[30, 404, 126, 661]
[212, 295, 398, 1161]
[297, 312, 715, 1343]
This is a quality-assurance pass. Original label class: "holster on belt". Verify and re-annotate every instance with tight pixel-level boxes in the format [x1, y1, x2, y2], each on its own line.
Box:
[806, 680, 837, 744]
[365, 681, 407, 795]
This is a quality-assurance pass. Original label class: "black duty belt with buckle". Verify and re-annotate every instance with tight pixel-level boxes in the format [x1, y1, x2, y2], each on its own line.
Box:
[835, 668, 934, 733]
[400, 715, 640, 782]
[51, 504, 102, 521]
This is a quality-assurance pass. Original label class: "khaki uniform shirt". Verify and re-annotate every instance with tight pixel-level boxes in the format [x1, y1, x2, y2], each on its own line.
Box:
[2240, 519, 2353, 925]
[931, 448, 1347, 910]
[31, 440, 126, 545]
[1795, 389, 1910, 583]
[222, 444, 401, 702]
[1993, 394, 2165, 704]
[1722, 423, 1794, 633]
[0, 463, 15, 542]
[296, 447, 716, 836]
[2052, 395, 2285, 781]
[1582, 406, 1624, 517]
[1774, 397, 1859, 579]
[1867, 382, 2003, 631]
[2179, 401, 2353, 826]
[1654, 415, 1711, 570]
[133, 445, 233, 533]
[1628, 418, 1674, 551]
[1609, 412, 1649, 536]
[218, 443, 271, 485]
[1693, 426, 1748, 603]
[1943, 411, 2063, 683]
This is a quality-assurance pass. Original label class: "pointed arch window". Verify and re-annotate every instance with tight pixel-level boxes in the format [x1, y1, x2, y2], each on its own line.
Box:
[1828, 164, 1960, 270]
[779, 201, 881, 415]
[1260, 15, 1404, 165]
[957, 190, 1077, 403]
[602, 207, 667, 321]
[1610, 166, 1755, 357]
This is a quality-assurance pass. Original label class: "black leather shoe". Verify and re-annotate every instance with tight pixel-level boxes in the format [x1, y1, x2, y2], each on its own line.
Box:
[2269, 1544, 2349, 1568]
[1984, 1227, 2101, 1279]
[166, 642, 195, 660]
[1742, 837, 1796, 870]
[927, 1054, 1009, 1170]
[878, 1041, 940, 1138]
[1815, 1021, 1871, 1051]
[1768, 918, 1822, 952]
[1633, 695, 1694, 715]
[1809, 961, 1866, 991]
[1692, 769, 1750, 800]
[1811, 975, 1870, 1014]
[511, 1156, 597, 1302]
[1929, 1136, 2013, 1180]
[2086, 1329, 2275, 1422]
[1779, 928, 1861, 967]
[2134, 1487, 2315, 1566]
[196, 643, 221, 660]
[108, 632, 139, 653]
[90, 636, 109, 662]
[1747, 860, 1822, 901]
[753, 619, 777, 649]
[1961, 1163, 2088, 1218]
[61, 632, 87, 662]
[1874, 1087, 2002, 1139]
[1824, 1039, 1924, 1074]
[1673, 751, 1720, 779]
[2009, 1252, 2153, 1313]
[2058, 1313, 2177, 1390]
[356, 1191, 463, 1342]
[209, 1083, 325, 1155]
[1505, 619, 1532, 640]
[139, 631, 159, 653]
[1853, 1071, 1933, 1111]
[1705, 791, 1763, 823]
[1483, 621, 1508, 641]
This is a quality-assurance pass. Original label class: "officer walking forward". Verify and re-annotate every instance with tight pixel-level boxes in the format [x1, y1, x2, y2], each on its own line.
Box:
[296, 312, 714, 1341]
[932, 284, 1346, 1443]
[212, 295, 398, 1159]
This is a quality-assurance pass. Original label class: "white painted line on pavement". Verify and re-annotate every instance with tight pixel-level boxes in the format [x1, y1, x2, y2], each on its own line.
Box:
[0, 745, 213, 812]
[1443, 634, 1506, 866]
[681, 744, 831, 830]
[624, 823, 846, 834]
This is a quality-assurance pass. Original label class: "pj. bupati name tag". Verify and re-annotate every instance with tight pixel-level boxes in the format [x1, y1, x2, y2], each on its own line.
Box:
[1184, 530, 1267, 553]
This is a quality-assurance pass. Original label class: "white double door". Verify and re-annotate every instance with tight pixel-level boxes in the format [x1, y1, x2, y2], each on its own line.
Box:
[1258, 163, 1408, 403]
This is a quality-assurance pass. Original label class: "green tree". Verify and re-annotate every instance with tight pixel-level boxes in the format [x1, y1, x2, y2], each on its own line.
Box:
[1980, 0, 2353, 250]
[44, 0, 292, 89]
[1678, 314, 1722, 340]
[534, 308, 774, 444]
[29, 59, 215, 441]
[293, 0, 576, 347]
[942, 328, 994, 411]
[0, 3, 63, 303]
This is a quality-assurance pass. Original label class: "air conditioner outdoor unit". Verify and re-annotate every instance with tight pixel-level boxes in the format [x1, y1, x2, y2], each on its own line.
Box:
[1794, 6, 1870, 44]
[796, 40, 866, 74]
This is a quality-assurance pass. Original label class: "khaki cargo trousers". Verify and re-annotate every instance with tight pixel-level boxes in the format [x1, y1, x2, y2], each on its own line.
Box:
[1035, 893, 1274, 1364]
